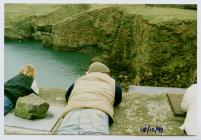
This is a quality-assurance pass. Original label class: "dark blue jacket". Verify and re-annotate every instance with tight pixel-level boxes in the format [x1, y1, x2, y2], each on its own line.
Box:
[4, 74, 35, 105]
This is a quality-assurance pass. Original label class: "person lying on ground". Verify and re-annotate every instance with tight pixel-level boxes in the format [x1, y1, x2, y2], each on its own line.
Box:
[57, 62, 122, 135]
[4, 64, 39, 115]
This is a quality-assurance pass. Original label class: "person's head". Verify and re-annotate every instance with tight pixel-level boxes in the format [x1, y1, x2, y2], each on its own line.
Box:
[18, 64, 36, 78]
[87, 62, 110, 75]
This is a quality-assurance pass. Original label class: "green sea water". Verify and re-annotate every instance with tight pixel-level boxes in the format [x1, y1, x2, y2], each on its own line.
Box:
[4, 40, 94, 89]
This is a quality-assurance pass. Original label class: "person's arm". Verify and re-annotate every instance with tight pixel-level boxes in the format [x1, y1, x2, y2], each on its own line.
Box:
[114, 81, 122, 106]
[31, 80, 39, 94]
[65, 83, 74, 102]
[181, 84, 197, 112]
[181, 92, 189, 112]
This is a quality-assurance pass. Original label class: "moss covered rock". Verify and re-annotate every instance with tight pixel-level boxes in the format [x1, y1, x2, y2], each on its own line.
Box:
[49, 5, 197, 88]
[14, 94, 49, 119]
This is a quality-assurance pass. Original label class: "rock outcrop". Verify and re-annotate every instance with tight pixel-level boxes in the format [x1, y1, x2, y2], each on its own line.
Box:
[14, 94, 49, 119]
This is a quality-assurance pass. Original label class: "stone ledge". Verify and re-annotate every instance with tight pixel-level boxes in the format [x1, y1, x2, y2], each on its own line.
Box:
[5, 88, 185, 135]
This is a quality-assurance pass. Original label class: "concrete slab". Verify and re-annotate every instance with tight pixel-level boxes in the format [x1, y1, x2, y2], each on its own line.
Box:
[4, 106, 65, 132]
[129, 85, 186, 94]
[5, 88, 187, 135]
[4, 126, 52, 135]
[167, 94, 186, 116]
[110, 93, 186, 135]
[39, 88, 66, 107]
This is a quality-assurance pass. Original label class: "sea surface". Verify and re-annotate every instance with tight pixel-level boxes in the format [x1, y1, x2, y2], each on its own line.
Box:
[4, 40, 94, 89]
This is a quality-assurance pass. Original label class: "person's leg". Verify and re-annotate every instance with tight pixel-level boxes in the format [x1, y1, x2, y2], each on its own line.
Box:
[4, 96, 13, 115]
[57, 110, 80, 135]
[79, 109, 109, 135]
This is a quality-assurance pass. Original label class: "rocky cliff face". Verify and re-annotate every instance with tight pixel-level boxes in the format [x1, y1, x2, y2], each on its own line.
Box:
[5, 4, 197, 88]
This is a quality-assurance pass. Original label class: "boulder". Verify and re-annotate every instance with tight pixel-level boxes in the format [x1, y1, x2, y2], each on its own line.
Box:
[14, 94, 49, 119]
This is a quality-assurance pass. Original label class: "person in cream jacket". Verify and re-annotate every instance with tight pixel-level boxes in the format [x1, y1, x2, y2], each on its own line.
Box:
[57, 62, 122, 135]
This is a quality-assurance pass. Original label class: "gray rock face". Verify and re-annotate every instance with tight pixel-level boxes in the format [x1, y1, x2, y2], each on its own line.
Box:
[14, 94, 49, 119]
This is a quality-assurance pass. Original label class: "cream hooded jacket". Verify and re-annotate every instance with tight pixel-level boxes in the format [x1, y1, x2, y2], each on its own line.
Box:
[62, 72, 115, 119]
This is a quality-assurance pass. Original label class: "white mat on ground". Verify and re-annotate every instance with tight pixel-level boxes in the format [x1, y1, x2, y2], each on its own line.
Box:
[4, 106, 65, 132]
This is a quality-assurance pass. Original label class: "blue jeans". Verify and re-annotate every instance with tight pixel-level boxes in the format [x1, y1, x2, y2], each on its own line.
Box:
[57, 109, 109, 135]
[4, 96, 13, 115]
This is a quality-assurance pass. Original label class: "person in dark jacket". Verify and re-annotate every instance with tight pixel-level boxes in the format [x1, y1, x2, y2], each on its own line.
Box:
[57, 62, 122, 135]
[4, 64, 39, 115]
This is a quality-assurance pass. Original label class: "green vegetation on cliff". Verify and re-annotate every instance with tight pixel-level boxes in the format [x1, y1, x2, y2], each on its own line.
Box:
[5, 4, 197, 88]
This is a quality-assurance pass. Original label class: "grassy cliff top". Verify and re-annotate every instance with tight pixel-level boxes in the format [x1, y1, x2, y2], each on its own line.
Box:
[120, 5, 196, 24]
[5, 4, 111, 27]
[5, 4, 60, 26]
[5, 4, 196, 27]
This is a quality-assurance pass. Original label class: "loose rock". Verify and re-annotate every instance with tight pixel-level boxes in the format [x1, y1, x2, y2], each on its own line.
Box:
[14, 94, 49, 119]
